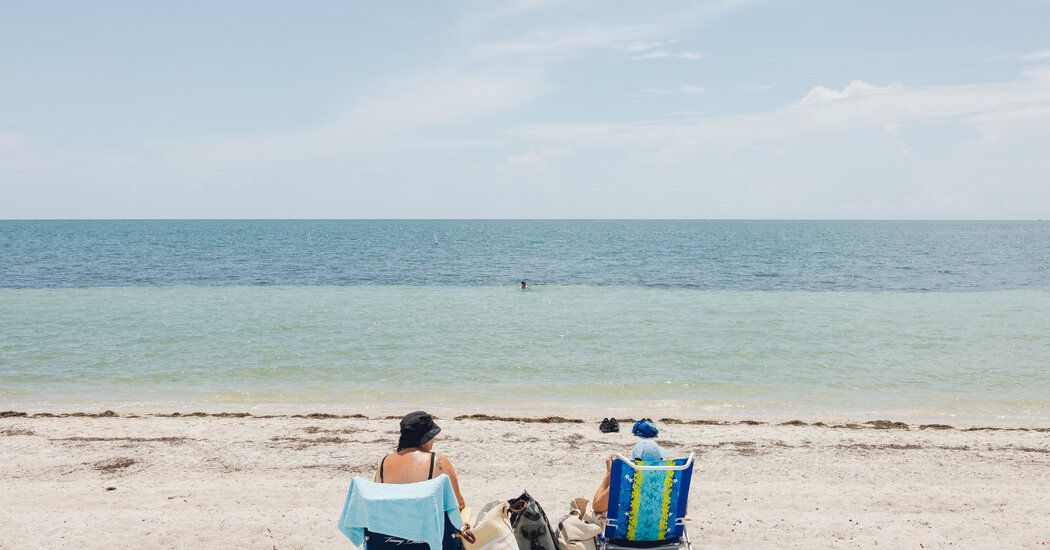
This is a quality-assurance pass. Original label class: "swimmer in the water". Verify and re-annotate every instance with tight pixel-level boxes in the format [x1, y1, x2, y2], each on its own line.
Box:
[520, 280, 527, 289]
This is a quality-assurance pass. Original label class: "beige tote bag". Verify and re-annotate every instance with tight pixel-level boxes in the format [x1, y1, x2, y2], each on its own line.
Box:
[462, 500, 522, 550]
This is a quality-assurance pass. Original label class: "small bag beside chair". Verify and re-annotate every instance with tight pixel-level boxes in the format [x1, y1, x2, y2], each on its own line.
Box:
[555, 498, 603, 550]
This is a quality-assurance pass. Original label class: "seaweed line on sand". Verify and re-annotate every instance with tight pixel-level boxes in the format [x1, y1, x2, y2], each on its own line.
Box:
[4, 410, 1048, 432]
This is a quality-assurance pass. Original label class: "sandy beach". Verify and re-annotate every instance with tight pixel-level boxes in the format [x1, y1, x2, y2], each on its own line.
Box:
[2, 410, 1048, 549]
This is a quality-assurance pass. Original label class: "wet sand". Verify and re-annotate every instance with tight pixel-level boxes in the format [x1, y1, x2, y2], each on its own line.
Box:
[1, 410, 1049, 548]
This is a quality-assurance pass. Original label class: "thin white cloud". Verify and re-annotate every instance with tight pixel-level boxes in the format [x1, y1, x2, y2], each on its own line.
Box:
[798, 80, 896, 104]
[630, 49, 703, 61]
[454, 0, 576, 35]
[635, 85, 706, 96]
[631, 50, 671, 60]
[471, 0, 750, 63]
[1022, 50, 1050, 61]
[624, 41, 660, 53]
[507, 148, 574, 167]
[477, 25, 648, 60]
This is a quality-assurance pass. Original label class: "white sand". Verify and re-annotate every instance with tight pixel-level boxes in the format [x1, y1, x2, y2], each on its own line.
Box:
[2, 411, 1049, 549]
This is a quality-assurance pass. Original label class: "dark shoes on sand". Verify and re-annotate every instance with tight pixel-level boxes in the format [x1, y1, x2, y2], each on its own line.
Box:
[599, 417, 620, 433]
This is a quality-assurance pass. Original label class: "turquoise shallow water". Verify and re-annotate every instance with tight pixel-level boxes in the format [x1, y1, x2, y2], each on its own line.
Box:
[2, 286, 1048, 421]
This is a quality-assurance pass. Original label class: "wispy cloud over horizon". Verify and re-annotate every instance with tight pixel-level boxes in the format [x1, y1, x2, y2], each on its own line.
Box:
[634, 85, 707, 96]
[629, 50, 705, 60]
[626, 42, 705, 61]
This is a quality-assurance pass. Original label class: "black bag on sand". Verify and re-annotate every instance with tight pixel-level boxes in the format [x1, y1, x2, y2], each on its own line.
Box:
[508, 491, 558, 550]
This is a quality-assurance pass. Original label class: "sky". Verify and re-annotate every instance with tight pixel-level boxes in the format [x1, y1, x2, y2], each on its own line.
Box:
[2, 0, 1049, 219]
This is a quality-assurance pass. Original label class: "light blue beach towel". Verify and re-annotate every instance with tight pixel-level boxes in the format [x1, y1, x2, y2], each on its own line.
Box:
[338, 474, 463, 550]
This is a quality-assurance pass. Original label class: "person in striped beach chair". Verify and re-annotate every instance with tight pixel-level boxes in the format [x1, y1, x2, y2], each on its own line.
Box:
[594, 420, 695, 549]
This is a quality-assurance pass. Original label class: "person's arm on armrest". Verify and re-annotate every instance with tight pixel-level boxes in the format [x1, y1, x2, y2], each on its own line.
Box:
[437, 453, 466, 510]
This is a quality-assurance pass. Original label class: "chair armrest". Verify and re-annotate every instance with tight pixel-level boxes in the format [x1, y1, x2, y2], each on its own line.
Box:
[614, 452, 694, 471]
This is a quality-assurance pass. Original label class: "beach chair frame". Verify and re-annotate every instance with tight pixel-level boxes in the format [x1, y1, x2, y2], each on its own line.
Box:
[600, 453, 695, 550]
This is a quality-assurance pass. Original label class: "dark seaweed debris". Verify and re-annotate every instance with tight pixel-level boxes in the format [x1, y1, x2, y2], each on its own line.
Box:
[53, 436, 189, 444]
[94, 457, 136, 471]
[454, 414, 584, 424]
[865, 420, 909, 430]
[0, 411, 28, 418]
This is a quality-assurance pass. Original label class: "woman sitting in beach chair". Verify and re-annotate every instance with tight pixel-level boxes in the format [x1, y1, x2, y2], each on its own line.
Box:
[373, 410, 466, 511]
[339, 411, 471, 550]
[590, 419, 695, 549]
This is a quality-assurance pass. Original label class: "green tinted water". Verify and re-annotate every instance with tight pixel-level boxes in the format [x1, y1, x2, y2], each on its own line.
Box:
[2, 286, 1048, 421]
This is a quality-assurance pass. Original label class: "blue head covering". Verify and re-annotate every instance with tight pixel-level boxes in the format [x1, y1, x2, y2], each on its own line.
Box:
[631, 439, 667, 461]
[631, 419, 659, 438]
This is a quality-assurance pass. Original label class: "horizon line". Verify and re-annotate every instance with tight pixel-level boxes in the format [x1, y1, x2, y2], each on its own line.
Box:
[1, 217, 1047, 222]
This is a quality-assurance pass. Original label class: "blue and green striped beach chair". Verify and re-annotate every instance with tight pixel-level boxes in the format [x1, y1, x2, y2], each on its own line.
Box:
[601, 453, 695, 550]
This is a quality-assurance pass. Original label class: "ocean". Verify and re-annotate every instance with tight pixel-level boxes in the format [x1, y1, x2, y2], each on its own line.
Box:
[1, 220, 1048, 422]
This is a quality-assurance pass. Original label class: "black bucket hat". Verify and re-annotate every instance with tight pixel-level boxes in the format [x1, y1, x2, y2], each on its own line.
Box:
[397, 411, 441, 451]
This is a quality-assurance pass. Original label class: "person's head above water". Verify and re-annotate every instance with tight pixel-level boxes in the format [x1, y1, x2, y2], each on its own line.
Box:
[520, 280, 527, 289]
[397, 410, 441, 451]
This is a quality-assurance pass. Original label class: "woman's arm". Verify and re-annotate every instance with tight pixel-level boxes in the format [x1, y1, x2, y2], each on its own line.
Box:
[436, 453, 466, 510]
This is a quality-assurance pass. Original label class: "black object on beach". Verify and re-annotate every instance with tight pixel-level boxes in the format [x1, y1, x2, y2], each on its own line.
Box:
[599, 417, 620, 433]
